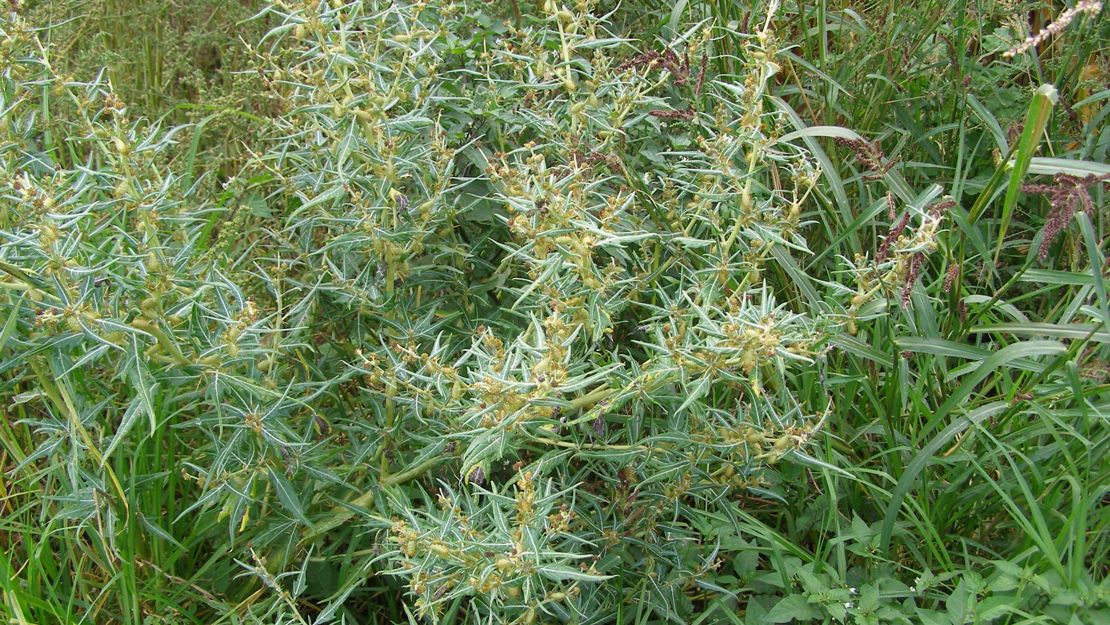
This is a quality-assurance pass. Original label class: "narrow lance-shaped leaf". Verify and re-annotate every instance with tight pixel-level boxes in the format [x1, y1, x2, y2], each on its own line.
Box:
[997, 84, 1057, 263]
[129, 336, 159, 435]
[269, 467, 310, 526]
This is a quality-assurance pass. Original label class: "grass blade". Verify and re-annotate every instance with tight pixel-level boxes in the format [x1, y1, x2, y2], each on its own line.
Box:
[996, 84, 1057, 263]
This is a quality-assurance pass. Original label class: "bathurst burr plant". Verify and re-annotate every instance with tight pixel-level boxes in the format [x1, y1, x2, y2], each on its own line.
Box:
[2, 1, 1108, 624]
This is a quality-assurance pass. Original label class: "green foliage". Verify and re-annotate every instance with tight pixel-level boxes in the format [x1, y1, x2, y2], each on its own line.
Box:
[24, 0, 268, 188]
[1, 1, 1108, 624]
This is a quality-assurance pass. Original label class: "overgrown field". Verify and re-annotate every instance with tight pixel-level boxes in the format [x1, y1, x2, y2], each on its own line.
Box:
[1, 1, 1108, 623]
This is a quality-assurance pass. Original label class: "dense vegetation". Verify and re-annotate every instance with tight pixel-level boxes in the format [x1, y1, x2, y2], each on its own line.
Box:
[1, 1, 1108, 623]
